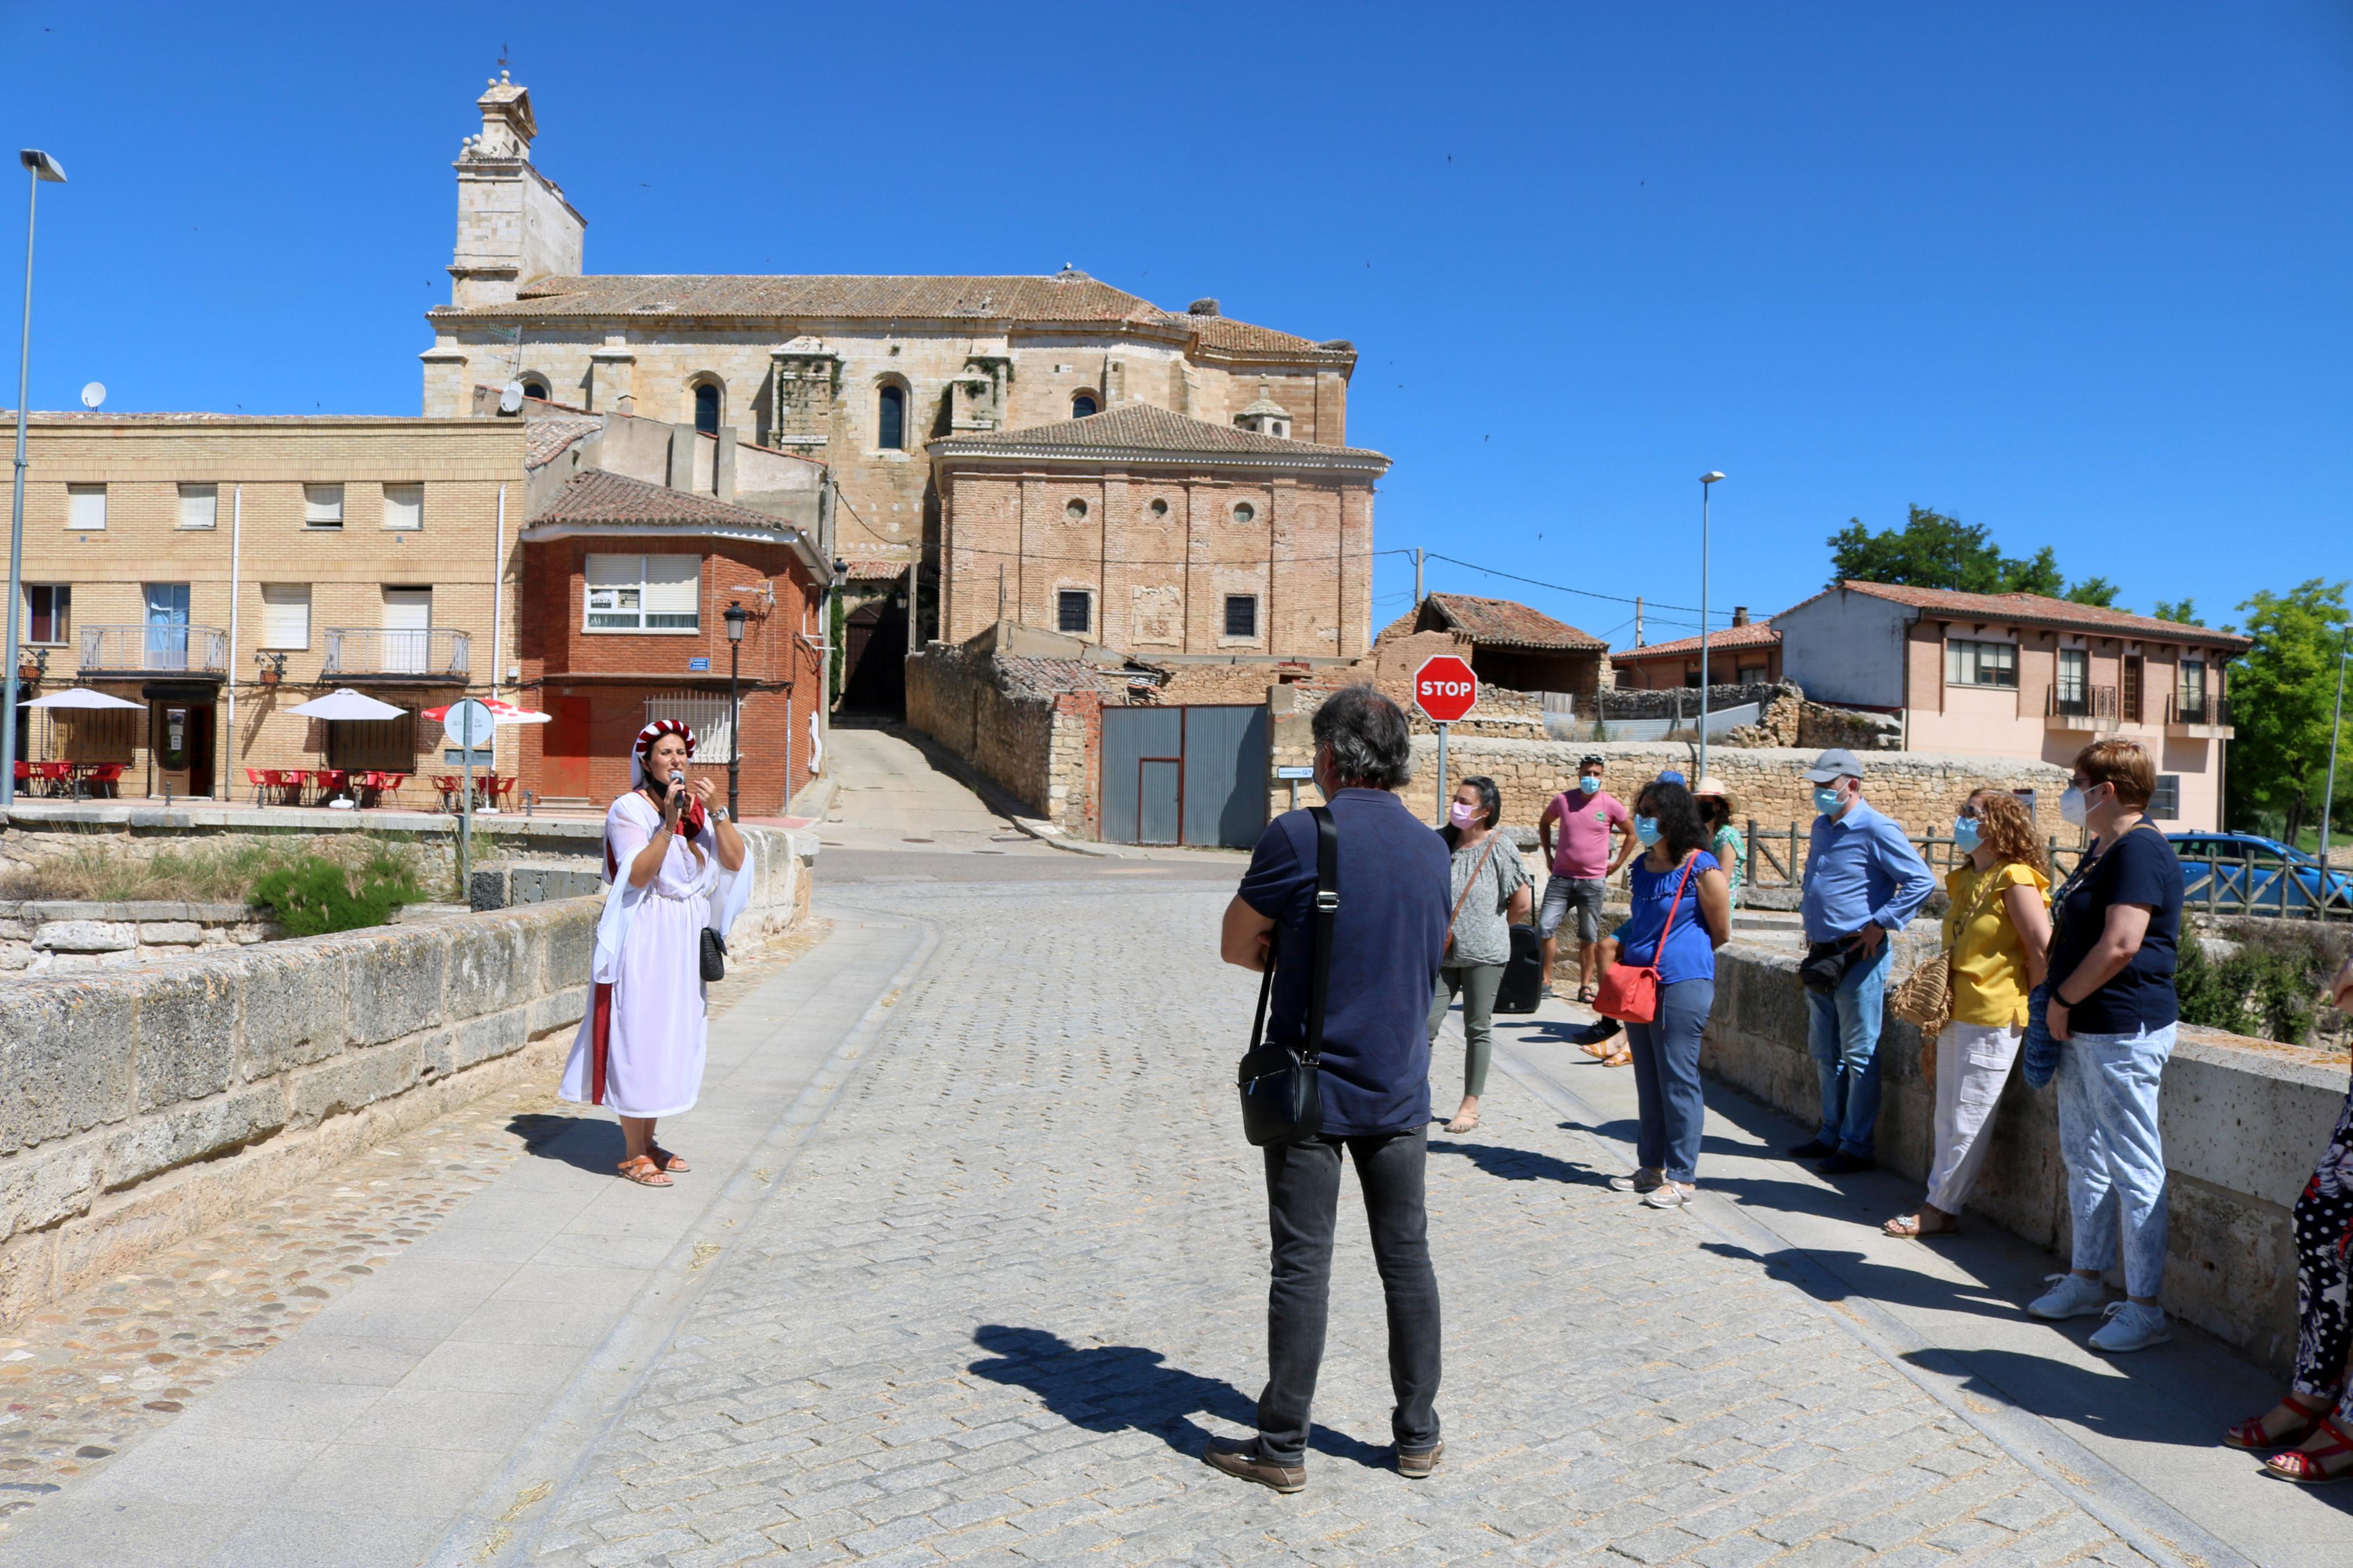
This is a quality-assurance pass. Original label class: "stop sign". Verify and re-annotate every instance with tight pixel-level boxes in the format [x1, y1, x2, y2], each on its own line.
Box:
[1413, 655, 1478, 724]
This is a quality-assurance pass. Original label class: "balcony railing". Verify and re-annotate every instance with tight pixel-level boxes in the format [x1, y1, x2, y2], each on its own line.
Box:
[2167, 692, 2233, 734]
[78, 624, 229, 677]
[321, 628, 470, 682]
[2046, 682, 2119, 730]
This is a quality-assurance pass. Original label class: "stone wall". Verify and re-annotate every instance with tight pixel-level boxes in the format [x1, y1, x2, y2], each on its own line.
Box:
[0, 823, 815, 1324]
[905, 643, 1099, 832]
[2, 901, 279, 975]
[1704, 938, 2347, 1371]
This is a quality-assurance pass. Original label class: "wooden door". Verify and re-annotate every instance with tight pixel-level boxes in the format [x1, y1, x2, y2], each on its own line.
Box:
[2122, 656, 2143, 724]
[546, 696, 594, 798]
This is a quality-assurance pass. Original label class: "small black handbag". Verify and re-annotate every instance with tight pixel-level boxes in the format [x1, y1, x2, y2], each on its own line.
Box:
[1237, 806, 1337, 1147]
[700, 927, 727, 983]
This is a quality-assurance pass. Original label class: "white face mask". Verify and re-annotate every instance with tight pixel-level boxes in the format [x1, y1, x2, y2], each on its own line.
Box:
[2059, 785, 2087, 826]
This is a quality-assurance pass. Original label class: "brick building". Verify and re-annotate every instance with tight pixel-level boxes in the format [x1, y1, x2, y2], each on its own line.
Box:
[1373, 593, 1612, 706]
[3, 411, 523, 801]
[416, 74, 1364, 659]
[929, 402, 1388, 658]
[1610, 610, 1780, 689]
[513, 464, 828, 818]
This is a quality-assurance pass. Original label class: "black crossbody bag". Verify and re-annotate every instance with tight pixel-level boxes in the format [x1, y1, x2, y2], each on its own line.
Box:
[1237, 806, 1338, 1147]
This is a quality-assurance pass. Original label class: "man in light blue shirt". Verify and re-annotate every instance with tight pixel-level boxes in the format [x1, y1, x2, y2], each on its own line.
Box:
[1793, 748, 1934, 1174]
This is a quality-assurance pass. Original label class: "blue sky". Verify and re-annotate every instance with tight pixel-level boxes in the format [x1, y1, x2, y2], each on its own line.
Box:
[3, 2, 2347, 648]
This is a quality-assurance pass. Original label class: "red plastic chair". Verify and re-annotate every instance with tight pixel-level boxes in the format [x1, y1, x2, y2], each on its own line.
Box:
[84, 763, 125, 799]
[431, 775, 462, 812]
[33, 761, 71, 798]
[246, 767, 272, 806]
[314, 769, 350, 804]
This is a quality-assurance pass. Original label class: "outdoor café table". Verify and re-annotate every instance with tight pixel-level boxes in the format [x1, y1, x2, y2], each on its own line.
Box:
[311, 769, 350, 805]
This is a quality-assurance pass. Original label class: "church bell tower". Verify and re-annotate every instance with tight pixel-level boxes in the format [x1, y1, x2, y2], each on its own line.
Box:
[449, 71, 586, 308]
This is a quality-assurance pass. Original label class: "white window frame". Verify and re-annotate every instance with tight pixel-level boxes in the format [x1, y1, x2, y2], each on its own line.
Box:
[585, 553, 702, 634]
[66, 483, 106, 531]
[382, 482, 423, 531]
[641, 693, 736, 763]
[23, 584, 69, 645]
[304, 483, 345, 528]
[2149, 773, 2181, 820]
[2056, 647, 2089, 704]
[1944, 637, 2018, 689]
[259, 584, 312, 650]
[177, 483, 218, 530]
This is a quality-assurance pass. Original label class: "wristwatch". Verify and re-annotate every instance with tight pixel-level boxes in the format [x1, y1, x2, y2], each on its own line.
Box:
[714, 806, 730, 823]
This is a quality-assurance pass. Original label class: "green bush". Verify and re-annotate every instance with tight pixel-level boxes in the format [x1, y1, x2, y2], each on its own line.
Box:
[2177, 922, 2350, 1046]
[251, 849, 428, 937]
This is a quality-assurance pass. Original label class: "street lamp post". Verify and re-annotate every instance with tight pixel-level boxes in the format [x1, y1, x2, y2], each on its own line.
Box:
[2320, 627, 2350, 869]
[1698, 472, 1724, 785]
[2, 149, 66, 811]
[724, 600, 747, 819]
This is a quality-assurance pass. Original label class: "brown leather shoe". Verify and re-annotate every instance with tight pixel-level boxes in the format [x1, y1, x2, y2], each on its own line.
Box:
[1397, 1440, 1445, 1478]
[1202, 1437, 1305, 1494]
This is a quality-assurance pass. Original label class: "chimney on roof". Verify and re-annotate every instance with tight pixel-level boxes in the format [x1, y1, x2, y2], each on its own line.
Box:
[1731, 606, 1749, 627]
[1188, 298, 1220, 316]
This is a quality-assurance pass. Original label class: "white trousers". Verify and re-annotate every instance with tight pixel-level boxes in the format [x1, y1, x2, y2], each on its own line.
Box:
[1925, 1020, 2022, 1214]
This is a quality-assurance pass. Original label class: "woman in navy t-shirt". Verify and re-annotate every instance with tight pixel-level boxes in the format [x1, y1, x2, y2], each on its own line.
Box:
[2024, 739, 2185, 1354]
[1599, 778, 1732, 1208]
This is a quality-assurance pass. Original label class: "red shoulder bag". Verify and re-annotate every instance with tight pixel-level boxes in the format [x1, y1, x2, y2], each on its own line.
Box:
[1592, 857, 1696, 1025]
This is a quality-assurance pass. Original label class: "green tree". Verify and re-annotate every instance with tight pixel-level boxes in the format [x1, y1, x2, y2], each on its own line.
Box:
[2153, 598, 2203, 625]
[2224, 578, 2351, 842]
[1825, 506, 2111, 603]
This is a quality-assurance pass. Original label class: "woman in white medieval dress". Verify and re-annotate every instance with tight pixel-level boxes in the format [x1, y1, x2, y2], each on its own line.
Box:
[559, 720, 752, 1187]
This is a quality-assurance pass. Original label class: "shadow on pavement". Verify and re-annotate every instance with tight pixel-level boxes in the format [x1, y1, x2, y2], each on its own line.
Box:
[509, 1112, 624, 1175]
[966, 1325, 1390, 1469]
[1893, 1345, 2269, 1456]
[1576, 1117, 1758, 1162]
[1428, 1137, 1611, 1188]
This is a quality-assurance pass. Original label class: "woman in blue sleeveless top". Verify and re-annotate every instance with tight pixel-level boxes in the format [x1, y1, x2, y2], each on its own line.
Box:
[1603, 778, 1732, 1208]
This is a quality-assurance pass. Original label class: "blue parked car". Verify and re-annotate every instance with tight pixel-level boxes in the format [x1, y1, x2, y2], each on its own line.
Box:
[2165, 832, 2353, 916]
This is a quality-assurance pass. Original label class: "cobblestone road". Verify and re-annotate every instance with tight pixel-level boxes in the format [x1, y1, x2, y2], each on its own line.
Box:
[520, 879, 2158, 1568]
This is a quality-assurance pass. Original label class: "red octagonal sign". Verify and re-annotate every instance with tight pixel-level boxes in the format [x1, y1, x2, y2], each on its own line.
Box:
[1413, 655, 1478, 724]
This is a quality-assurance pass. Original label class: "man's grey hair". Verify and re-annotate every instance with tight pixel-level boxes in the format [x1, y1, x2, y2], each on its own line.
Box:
[1312, 685, 1414, 790]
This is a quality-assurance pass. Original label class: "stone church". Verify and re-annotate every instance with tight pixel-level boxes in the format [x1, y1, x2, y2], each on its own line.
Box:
[420, 74, 1386, 695]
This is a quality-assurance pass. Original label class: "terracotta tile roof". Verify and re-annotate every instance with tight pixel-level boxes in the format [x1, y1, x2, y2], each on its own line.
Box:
[1389, 593, 1609, 652]
[527, 467, 806, 535]
[428, 273, 1354, 364]
[523, 413, 602, 469]
[1822, 581, 2252, 650]
[929, 400, 1389, 468]
[1615, 620, 1781, 660]
[837, 553, 911, 582]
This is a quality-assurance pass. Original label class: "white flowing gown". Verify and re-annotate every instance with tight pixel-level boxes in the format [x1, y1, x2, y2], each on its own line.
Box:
[559, 791, 753, 1119]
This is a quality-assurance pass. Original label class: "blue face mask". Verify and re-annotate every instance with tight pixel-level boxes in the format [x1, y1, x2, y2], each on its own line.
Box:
[1813, 787, 1844, 817]
[1577, 775, 1601, 795]
[1634, 815, 1662, 847]
[1953, 817, 1983, 852]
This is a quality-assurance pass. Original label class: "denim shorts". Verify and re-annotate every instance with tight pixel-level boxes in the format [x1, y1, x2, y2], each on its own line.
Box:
[1539, 876, 1607, 944]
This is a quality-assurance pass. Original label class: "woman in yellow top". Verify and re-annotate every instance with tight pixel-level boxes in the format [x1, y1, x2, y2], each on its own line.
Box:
[1884, 790, 2052, 1239]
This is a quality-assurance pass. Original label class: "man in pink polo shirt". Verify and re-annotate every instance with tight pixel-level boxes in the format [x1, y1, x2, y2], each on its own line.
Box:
[1537, 755, 1636, 1001]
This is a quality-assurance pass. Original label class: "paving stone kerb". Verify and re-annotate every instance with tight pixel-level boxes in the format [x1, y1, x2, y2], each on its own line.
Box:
[1, 899, 280, 976]
[0, 823, 817, 1327]
[1706, 936, 2345, 1373]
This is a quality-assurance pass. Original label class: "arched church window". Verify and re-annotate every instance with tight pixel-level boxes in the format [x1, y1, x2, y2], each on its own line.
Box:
[878, 385, 906, 450]
[694, 382, 721, 436]
[1071, 393, 1098, 419]
[520, 376, 550, 401]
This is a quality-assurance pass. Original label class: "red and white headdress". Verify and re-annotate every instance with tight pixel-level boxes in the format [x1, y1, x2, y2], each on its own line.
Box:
[634, 719, 696, 759]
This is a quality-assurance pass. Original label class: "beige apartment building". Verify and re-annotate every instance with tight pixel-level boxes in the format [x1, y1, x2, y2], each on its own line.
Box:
[5, 413, 526, 802]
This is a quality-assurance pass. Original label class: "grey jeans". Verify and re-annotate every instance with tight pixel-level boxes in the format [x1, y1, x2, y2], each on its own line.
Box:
[1257, 1129, 1442, 1464]
[1428, 963, 1504, 1097]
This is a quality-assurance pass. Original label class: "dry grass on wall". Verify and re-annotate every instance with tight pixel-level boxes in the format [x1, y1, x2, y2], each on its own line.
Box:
[0, 834, 453, 906]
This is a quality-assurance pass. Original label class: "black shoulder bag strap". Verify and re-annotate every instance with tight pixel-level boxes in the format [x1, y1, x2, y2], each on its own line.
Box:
[1303, 805, 1339, 1066]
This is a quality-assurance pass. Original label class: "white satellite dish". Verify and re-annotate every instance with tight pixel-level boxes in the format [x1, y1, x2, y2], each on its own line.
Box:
[79, 382, 104, 409]
[496, 379, 524, 414]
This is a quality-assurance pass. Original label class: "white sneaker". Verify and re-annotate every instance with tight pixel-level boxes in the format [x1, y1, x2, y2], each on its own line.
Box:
[1642, 1182, 1694, 1210]
[2026, 1272, 2108, 1320]
[1609, 1168, 1663, 1193]
[2089, 1301, 2171, 1353]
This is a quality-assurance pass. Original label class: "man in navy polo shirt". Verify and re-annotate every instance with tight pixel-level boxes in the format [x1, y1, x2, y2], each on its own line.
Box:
[1209, 685, 1451, 1493]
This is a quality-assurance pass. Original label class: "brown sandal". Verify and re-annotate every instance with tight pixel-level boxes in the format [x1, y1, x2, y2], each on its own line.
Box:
[616, 1155, 673, 1187]
[1884, 1212, 1960, 1239]
[1602, 1048, 1633, 1068]
[648, 1144, 691, 1174]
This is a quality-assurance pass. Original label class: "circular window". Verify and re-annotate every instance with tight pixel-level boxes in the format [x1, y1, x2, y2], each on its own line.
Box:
[1065, 498, 1089, 522]
[1232, 501, 1257, 525]
[1148, 498, 1169, 520]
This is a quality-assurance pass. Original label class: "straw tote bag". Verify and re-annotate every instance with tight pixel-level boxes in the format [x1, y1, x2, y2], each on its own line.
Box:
[1890, 866, 2007, 1035]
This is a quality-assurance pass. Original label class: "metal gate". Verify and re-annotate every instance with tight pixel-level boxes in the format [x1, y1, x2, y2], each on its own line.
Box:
[1100, 704, 1269, 848]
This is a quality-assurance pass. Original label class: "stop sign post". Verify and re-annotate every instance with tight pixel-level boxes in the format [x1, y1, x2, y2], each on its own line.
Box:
[1414, 655, 1478, 821]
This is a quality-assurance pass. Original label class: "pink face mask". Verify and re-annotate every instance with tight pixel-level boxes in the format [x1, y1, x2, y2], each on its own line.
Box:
[1448, 802, 1477, 826]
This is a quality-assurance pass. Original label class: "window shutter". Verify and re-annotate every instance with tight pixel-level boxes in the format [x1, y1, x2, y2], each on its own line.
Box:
[67, 485, 106, 530]
[641, 556, 701, 629]
[382, 483, 423, 530]
[304, 483, 344, 526]
[260, 585, 311, 649]
[178, 484, 218, 529]
[382, 587, 431, 630]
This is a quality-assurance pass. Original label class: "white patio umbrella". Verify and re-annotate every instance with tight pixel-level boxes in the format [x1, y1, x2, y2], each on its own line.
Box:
[283, 688, 408, 721]
[24, 687, 143, 710]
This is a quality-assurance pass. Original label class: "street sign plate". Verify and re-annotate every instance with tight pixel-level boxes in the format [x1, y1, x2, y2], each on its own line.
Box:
[1412, 655, 1478, 724]
[1275, 765, 1315, 780]
[688, 656, 711, 671]
[441, 698, 497, 750]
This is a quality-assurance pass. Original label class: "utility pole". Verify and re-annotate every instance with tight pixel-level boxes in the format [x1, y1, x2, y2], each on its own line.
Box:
[1413, 547, 1425, 606]
[2, 150, 68, 812]
[1699, 472, 1724, 784]
[1633, 596, 1644, 648]
[2322, 627, 2350, 868]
